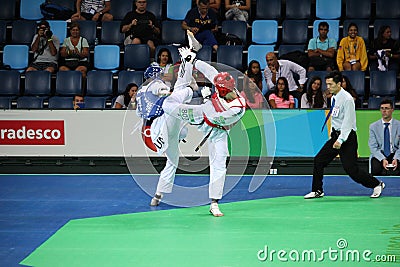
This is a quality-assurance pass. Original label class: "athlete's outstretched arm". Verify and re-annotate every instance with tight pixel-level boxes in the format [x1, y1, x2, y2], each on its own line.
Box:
[194, 60, 218, 85]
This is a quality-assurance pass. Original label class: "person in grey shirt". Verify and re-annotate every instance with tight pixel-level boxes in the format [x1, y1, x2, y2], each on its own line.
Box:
[304, 71, 385, 199]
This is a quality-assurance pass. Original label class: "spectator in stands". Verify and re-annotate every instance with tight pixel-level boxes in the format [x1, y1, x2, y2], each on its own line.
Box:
[196, 0, 221, 14]
[120, 0, 160, 58]
[182, 0, 219, 52]
[71, 0, 113, 22]
[301, 76, 327, 109]
[264, 52, 307, 101]
[244, 60, 263, 90]
[268, 77, 295, 109]
[337, 23, 368, 72]
[342, 75, 361, 108]
[26, 20, 60, 73]
[368, 25, 400, 73]
[368, 98, 400, 176]
[73, 94, 85, 110]
[307, 22, 337, 72]
[224, 0, 251, 24]
[113, 83, 138, 109]
[59, 22, 90, 79]
[241, 76, 264, 109]
[151, 48, 174, 87]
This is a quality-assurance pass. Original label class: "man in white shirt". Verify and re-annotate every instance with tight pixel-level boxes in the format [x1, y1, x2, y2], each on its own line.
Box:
[304, 71, 385, 199]
[368, 98, 400, 175]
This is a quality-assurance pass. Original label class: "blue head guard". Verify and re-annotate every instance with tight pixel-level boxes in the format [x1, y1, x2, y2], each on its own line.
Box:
[144, 66, 163, 80]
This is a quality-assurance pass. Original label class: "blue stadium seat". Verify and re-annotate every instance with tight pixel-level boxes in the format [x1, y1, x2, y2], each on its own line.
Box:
[56, 71, 83, 96]
[17, 96, 44, 109]
[78, 21, 97, 46]
[155, 45, 179, 64]
[161, 20, 185, 45]
[147, 0, 163, 20]
[316, 0, 341, 19]
[20, 0, 43, 20]
[221, 20, 247, 45]
[374, 20, 400, 41]
[285, 0, 311, 19]
[109, 0, 132, 20]
[278, 44, 306, 58]
[306, 71, 328, 91]
[368, 97, 395, 109]
[86, 71, 113, 96]
[118, 71, 144, 95]
[217, 45, 243, 70]
[0, 97, 12, 109]
[11, 21, 37, 45]
[51, 0, 75, 11]
[0, 70, 21, 96]
[375, 0, 400, 19]
[342, 71, 365, 97]
[48, 96, 74, 109]
[252, 20, 278, 44]
[369, 71, 397, 97]
[255, 0, 281, 20]
[3, 45, 29, 72]
[345, 0, 371, 19]
[167, 0, 191, 20]
[124, 44, 150, 70]
[84, 96, 107, 109]
[247, 45, 275, 70]
[343, 20, 370, 41]
[94, 45, 120, 71]
[24, 71, 52, 96]
[0, 0, 16, 20]
[282, 20, 308, 44]
[0, 21, 6, 46]
[48, 21, 67, 44]
[196, 46, 212, 62]
[313, 20, 339, 42]
[101, 21, 124, 45]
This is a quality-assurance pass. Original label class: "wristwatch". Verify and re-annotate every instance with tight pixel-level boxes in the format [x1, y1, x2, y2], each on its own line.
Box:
[99, 11, 103, 15]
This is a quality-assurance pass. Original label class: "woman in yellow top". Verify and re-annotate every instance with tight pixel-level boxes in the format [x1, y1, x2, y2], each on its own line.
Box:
[337, 23, 368, 71]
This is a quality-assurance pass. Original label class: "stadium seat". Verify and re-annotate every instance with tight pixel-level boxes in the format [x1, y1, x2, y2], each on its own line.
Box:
[118, 70, 144, 95]
[217, 45, 243, 70]
[0, 70, 21, 96]
[342, 71, 365, 97]
[94, 45, 120, 71]
[369, 71, 397, 97]
[48, 21, 67, 44]
[345, 0, 371, 19]
[0, 0, 16, 20]
[196, 46, 212, 62]
[252, 20, 278, 45]
[278, 44, 306, 58]
[375, 0, 400, 19]
[374, 20, 400, 41]
[78, 21, 97, 46]
[101, 21, 124, 45]
[109, 0, 132, 20]
[124, 44, 150, 70]
[0, 21, 6, 47]
[343, 20, 370, 41]
[282, 20, 308, 44]
[147, 0, 163, 20]
[3, 45, 29, 72]
[316, 0, 341, 19]
[24, 71, 52, 96]
[0, 97, 12, 109]
[16, 96, 44, 109]
[155, 45, 179, 64]
[221, 20, 247, 45]
[285, 0, 311, 19]
[56, 71, 83, 96]
[48, 96, 74, 109]
[313, 20, 339, 42]
[51, 0, 75, 11]
[167, 0, 191, 20]
[86, 71, 113, 96]
[11, 20, 37, 45]
[255, 0, 281, 20]
[368, 97, 395, 109]
[161, 20, 185, 45]
[84, 96, 107, 109]
[247, 45, 275, 70]
[20, 0, 43, 20]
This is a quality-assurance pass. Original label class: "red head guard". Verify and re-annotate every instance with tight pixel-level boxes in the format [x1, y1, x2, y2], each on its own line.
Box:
[213, 72, 235, 97]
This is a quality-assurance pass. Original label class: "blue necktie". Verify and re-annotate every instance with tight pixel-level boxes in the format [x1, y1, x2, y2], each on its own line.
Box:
[384, 122, 390, 157]
[321, 97, 335, 132]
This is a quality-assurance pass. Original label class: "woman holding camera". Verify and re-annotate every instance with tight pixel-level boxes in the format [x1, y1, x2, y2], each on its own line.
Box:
[59, 22, 90, 79]
[26, 20, 60, 73]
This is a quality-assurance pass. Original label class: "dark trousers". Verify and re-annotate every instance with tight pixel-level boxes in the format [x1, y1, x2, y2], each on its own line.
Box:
[312, 130, 380, 192]
[371, 154, 400, 176]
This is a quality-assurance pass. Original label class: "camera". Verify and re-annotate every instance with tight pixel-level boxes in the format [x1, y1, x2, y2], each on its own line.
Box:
[45, 30, 53, 39]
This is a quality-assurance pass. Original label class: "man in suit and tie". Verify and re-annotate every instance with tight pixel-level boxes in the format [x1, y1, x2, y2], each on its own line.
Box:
[369, 98, 400, 175]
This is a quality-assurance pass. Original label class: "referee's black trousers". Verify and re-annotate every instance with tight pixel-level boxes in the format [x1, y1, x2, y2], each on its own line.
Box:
[312, 130, 380, 192]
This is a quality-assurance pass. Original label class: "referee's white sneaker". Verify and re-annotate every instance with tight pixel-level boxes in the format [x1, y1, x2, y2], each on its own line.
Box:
[304, 190, 324, 199]
[370, 181, 385, 198]
[209, 202, 224, 217]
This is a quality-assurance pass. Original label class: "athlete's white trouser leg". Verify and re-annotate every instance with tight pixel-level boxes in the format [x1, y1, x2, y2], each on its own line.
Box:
[194, 60, 218, 85]
[208, 132, 229, 200]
